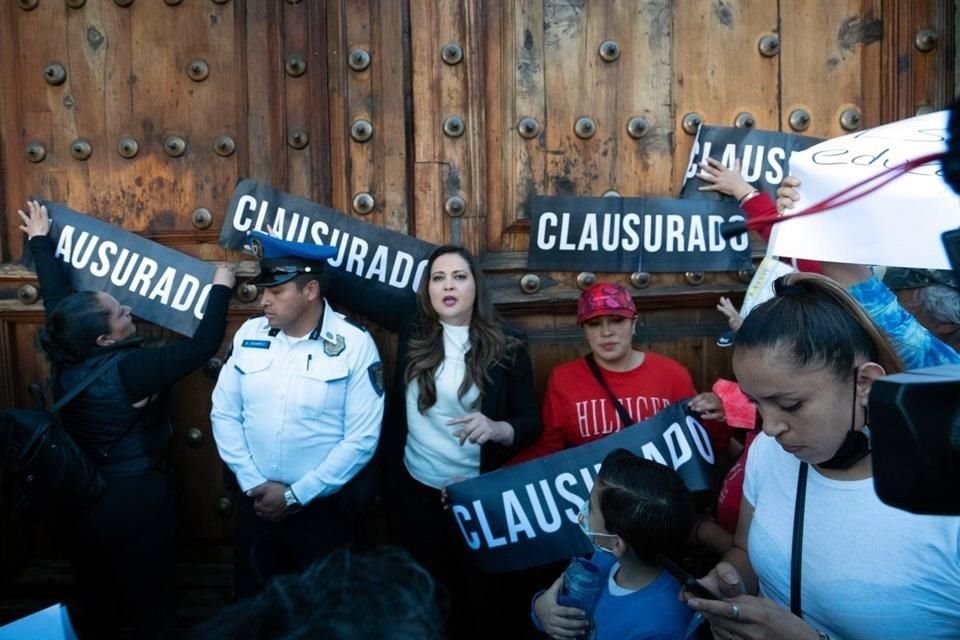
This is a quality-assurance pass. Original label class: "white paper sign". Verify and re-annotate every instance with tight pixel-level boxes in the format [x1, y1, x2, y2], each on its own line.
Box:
[767, 110, 959, 269]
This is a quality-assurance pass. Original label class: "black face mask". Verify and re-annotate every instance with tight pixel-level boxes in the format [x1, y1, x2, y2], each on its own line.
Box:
[818, 369, 871, 470]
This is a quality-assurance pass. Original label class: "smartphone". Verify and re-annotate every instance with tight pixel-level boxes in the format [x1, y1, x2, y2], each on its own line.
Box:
[656, 554, 722, 601]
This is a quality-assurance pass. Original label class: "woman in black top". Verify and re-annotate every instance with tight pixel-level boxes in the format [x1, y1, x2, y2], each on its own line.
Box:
[19, 200, 235, 639]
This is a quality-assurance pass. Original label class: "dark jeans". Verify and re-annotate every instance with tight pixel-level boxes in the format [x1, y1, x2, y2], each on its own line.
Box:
[66, 469, 176, 640]
[235, 490, 354, 599]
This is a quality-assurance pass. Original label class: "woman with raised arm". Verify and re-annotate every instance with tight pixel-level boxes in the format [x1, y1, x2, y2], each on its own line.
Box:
[19, 200, 235, 639]
[684, 272, 960, 640]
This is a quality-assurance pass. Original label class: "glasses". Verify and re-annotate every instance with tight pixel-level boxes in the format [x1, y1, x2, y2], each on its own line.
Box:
[578, 499, 618, 540]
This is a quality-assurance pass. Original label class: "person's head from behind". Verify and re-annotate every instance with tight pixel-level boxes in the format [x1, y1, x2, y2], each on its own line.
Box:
[193, 547, 443, 640]
[577, 282, 638, 370]
[259, 272, 325, 337]
[883, 268, 960, 350]
[580, 448, 694, 567]
[39, 291, 135, 366]
[733, 273, 904, 467]
[417, 245, 490, 327]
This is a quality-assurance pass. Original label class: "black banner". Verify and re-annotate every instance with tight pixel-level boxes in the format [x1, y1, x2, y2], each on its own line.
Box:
[36, 204, 216, 337]
[527, 196, 751, 272]
[680, 125, 822, 201]
[444, 402, 715, 573]
[220, 179, 435, 324]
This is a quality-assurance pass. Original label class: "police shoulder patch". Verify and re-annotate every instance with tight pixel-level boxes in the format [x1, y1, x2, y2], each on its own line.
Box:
[343, 316, 369, 333]
[367, 361, 384, 397]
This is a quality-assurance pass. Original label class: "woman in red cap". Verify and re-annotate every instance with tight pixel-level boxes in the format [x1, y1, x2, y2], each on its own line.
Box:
[509, 281, 726, 464]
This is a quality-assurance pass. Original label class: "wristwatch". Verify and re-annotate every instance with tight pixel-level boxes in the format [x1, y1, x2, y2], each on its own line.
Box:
[283, 486, 302, 512]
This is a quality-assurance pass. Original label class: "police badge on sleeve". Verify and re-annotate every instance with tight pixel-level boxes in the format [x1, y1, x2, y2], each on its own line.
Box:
[367, 362, 384, 397]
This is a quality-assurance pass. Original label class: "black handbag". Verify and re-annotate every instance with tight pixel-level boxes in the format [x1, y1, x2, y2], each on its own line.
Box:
[0, 354, 124, 521]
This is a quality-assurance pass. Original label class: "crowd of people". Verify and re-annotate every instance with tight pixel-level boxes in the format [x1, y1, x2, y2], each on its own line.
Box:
[13, 155, 960, 640]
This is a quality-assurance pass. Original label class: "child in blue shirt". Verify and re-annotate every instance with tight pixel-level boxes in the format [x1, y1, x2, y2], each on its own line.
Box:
[532, 449, 695, 639]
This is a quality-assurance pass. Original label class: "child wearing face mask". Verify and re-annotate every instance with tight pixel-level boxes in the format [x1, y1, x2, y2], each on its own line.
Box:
[532, 449, 696, 640]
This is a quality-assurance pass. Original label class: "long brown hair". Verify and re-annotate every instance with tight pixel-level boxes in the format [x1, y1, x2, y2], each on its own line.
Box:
[404, 246, 518, 413]
[735, 272, 904, 377]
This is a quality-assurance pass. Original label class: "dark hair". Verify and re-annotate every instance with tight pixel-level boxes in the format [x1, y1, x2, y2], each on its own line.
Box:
[37, 291, 111, 367]
[405, 245, 519, 412]
[596, 449, 694, 565]
[192, 547, 444, 640]
[735, 273, 903, 379]
[290, 269, 329, 293]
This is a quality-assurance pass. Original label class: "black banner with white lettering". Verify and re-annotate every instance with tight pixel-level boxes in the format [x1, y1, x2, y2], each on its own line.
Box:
[36, 204, 216, 337]
[527, 196, 751, 272]
[680, 125, 822, 201]
[444, 402, 715, 573]
[220, 179, 435, 329]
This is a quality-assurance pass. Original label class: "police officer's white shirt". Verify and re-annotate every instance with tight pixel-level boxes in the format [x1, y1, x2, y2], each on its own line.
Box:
[404, 322, 481, 489]
[211, 299, 384, 505]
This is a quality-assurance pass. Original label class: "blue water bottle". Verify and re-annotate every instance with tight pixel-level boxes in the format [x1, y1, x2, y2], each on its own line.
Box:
[557, 557, 604, 635]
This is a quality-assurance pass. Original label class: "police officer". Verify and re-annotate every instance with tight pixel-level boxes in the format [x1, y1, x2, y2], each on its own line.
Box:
[211, 231, 385, 597]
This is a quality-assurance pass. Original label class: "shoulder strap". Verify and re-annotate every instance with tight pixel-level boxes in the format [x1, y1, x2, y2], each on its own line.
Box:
[49, 352, 126, 414]
[584, 354, 633, 427]
[790, 462, 809, 617]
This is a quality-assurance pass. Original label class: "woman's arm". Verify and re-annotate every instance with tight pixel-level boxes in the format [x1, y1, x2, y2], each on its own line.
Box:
[20, 201, 73, 313]
[118, 269, 235, 402]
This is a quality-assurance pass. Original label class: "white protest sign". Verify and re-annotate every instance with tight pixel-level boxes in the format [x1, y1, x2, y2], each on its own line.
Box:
[767, 110, 959, 269]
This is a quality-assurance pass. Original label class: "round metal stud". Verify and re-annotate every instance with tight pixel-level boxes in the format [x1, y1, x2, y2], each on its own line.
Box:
[441, 43, 464, 65]
[630, 272, 651, 289]
[214, 135, 236, 157]
[163, 135, 187, 157]
[164, 0, 183, 5]
[287, 128, 309, 149]
[734, 112, 756, 129]
[237, 283, 259, 303]
[517, 117, 540, 139]
[43, 63, 67, 86]
[187, 59, 209, 82]
[185, 428, 204, 447]
[70, 138, 92, 161]
[285, 54, 307, 77]
[117, 136, 139, 159]
[681, 112, 703, 135]
[444, 196, 466, 217]
[25, 142, 47, 163]
[286, 0, 302, 3]
[350, 119, 374, 143]
[626, 116, 649, 139]
[215, 497, 233, 516]
[17, 284, 40, 305]
[66, 0, 86, 6]
[204, 357, 223, 378]
[352, 192, 375, 215]
[914, 29, 937, 52]
[574, 117, 597, 139]
[114, 0, 134, 6]
[211, 0, 230, 4]
[684, 271, 705, 286]
[348, 48, 371, 71]
[737, 268, 755, 284]
[839, 108, 862, 132]
[598, 40, 621, 62]
[519, 274, 541, 294]
[576, 272, 597, 290]
[192, 207, 213, 229]
[18, 0, 39, 10]
[443, 116, 465, 138]
[916, 105, 935, 116]
[603, 190, 621, 198]
[758, 34, 780, 57]
[788, 108, 811, 132]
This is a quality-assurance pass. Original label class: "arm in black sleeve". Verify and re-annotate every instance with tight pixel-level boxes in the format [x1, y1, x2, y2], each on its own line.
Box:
[28, 236, 74, 314]
[323, 267, 415, 333]
[118, 284, 232, 402]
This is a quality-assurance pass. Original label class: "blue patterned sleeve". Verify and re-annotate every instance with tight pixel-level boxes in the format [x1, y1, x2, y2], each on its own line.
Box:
[848, 275, 960, 369]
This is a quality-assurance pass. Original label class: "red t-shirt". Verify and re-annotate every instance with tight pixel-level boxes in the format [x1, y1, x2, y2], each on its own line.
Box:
[508, 352, 728, 465]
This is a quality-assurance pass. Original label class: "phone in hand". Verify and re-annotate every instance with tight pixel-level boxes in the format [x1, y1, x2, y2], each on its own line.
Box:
[656, 553, 723, 601]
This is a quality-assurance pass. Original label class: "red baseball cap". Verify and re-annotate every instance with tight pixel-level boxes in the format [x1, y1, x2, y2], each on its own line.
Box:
[577, 282, 637, 324]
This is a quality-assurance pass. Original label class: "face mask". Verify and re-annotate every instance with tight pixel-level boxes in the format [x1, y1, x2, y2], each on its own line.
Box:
[819, 369, 871, 470]
[578, 499, 617, 555]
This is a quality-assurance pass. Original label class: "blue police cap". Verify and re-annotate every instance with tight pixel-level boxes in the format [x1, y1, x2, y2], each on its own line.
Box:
[246, 231, 337, 287]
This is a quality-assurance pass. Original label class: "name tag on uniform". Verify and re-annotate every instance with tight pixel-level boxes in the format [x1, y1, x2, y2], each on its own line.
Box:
[241, 339, 271, 349]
